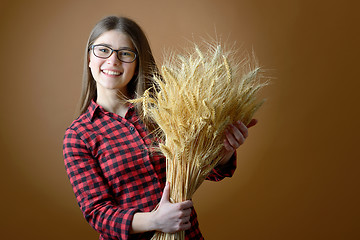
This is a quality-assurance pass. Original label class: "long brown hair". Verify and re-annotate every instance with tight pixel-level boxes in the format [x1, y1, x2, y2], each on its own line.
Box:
[78, 16, 158, 117]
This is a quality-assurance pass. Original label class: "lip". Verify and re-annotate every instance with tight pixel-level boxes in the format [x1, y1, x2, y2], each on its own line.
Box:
[101, 69, 123, 76]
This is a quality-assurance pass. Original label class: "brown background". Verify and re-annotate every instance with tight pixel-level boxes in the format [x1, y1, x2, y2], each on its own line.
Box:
[0, 0, 359, 239]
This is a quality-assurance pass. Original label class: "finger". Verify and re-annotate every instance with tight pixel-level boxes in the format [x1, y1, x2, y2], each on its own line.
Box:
[181, 208, 192, 218]
[179, 200, 193, 210]
[226, 126, 244, 148]
[181, 215, 191, 224]
[180, 221, 192, 231]
[231, 122, 247, 141]
[160, 182, 170, 203]
[223, 138, 234, 151]
[177, 208, 192, 221]
[235, 121, 248, 139]
[247, 119, 258, 128]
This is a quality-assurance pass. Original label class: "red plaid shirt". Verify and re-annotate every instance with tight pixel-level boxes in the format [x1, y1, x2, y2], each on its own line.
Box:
[63, 100, 236, 240]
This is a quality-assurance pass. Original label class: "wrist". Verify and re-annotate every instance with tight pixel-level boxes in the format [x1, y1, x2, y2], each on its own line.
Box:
[148, 210, 159, 232]
[150, 207, 161, 232]
[218, 150, 235, 166]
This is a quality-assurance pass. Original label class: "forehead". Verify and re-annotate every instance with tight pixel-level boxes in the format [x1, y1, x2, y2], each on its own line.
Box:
[93, 30, 134, 49]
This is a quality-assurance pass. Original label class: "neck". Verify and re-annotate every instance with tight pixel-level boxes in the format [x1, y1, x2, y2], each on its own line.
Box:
[96, 88, 130, 117]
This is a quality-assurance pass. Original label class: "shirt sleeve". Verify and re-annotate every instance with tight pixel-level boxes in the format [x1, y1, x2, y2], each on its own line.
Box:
[63, 128, 138, 240]
[206, 151, 237, 181]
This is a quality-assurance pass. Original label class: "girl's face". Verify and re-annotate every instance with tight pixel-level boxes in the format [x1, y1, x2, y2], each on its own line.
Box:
[89, 30, 137, 97]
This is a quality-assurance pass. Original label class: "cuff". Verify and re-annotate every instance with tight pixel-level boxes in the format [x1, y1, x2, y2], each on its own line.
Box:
[207, 152, 237, 181]
[114, 208, 139, 240]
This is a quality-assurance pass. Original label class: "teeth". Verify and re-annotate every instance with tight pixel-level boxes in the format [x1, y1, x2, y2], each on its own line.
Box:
[102, 69, 121, 76]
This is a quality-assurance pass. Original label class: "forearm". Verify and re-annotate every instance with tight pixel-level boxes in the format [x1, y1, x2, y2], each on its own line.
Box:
[130, 211, 156, 234]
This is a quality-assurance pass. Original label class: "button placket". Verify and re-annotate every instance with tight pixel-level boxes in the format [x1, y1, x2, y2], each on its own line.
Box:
[128, 116, 161, 195]
[152, 177, 158, 184]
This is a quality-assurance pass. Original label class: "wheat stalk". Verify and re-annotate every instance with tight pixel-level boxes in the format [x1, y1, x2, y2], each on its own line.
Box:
[132, 40, 267, 240]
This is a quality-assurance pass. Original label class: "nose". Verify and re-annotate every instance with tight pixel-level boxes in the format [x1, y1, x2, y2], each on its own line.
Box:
[106, 52, 121, 65]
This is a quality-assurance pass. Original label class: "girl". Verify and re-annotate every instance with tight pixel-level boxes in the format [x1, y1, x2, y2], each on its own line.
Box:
[63, 16, 257, 240]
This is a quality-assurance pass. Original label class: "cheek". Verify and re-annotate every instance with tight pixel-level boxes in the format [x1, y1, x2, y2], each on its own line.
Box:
[128, 62, 137, 76]
[88, 61, 96, 77]
[88, 57, 104, 82]
[130, 64, 137, 76]
[88, 55, 102, 70]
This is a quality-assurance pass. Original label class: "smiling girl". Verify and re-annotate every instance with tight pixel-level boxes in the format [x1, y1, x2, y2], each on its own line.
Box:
[63, 16, 256, 240]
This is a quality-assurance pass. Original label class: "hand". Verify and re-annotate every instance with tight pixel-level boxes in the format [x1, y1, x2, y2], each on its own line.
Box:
[153, 182, 193, 233]
[219, 119, 258, 165]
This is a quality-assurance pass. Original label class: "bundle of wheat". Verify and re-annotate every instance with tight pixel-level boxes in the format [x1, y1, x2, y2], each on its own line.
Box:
[134, 40, 267, 240]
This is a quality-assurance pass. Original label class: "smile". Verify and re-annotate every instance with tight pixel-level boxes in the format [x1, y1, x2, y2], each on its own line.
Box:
[102, 69, 122, 76]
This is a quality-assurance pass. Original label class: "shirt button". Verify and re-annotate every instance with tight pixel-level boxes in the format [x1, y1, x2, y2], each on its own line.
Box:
[129, 126, 135, 131]
[152, 177, 157, 183]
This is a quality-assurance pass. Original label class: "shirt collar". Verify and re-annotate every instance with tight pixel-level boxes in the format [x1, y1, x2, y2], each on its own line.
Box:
[86, 99, 100, 122]
[86, 99, 136, 121]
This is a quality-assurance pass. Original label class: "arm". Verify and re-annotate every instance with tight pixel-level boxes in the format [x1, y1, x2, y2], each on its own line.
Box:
[221, 119, 258, 164]
[130, 182, 192, 234]
[207, 119, 258, 181]
[63, 128, 138, 240]
[64, 128, 192, 238]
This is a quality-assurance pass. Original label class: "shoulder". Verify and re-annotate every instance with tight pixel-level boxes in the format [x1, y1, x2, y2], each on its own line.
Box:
[66, 113, 90, 133]
[63, 114, 91, 146]
[64, 100, 99, 137]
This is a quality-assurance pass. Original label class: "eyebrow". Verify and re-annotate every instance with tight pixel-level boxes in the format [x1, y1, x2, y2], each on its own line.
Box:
[95, 43, 135, 51]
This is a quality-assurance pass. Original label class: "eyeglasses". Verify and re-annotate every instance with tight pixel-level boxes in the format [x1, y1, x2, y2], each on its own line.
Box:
[90, 44, 137, 63]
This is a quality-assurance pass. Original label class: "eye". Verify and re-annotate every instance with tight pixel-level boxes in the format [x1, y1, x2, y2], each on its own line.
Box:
[120, 51, 133, 56]
[98, 47, 110, 53]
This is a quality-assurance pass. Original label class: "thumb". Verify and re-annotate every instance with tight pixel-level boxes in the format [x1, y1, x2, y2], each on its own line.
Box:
[247, 119, 258, 128]
[160, 182, 170, 204]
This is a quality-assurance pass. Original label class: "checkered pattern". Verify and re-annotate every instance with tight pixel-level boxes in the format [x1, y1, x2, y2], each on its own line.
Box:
[63, 100, 237, 240]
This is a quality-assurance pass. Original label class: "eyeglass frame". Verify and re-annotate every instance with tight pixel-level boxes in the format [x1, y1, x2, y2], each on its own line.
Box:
[89, 44, 137, 63]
